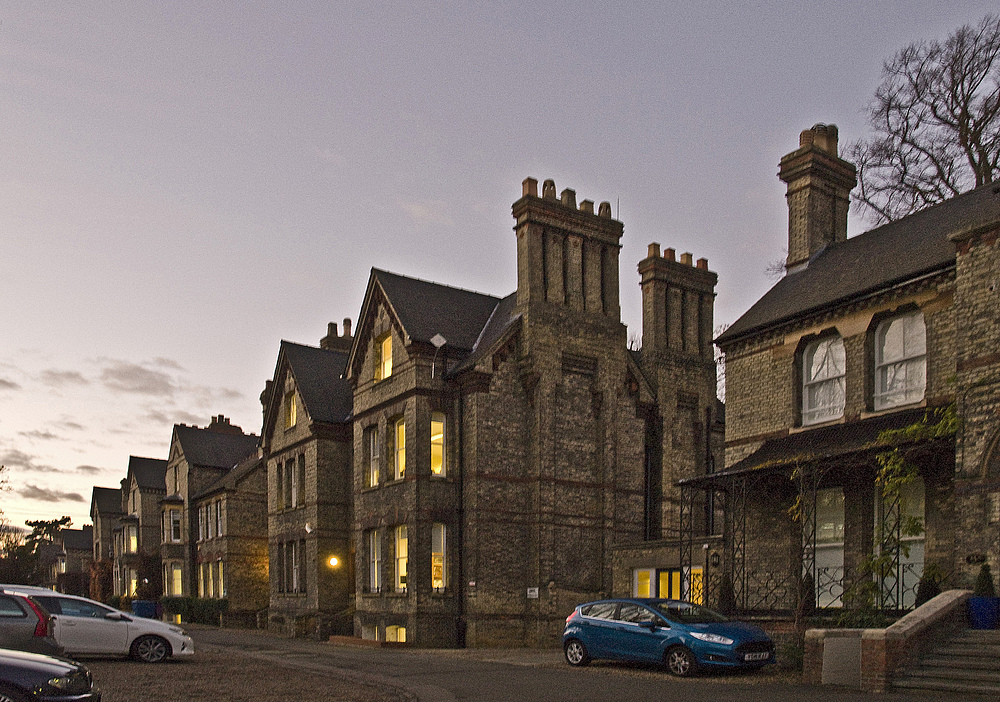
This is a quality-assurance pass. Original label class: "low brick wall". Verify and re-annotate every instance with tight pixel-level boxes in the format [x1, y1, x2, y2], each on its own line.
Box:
[803, 589, 972, 692]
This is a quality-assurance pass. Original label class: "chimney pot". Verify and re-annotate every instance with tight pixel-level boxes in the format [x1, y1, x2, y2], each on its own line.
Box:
[598, 201, 612, 218]
[328, 322, 338, 338]
[522, 177, 538, 198]
[681, 253, 693, 266]
[542, 180, 557, 200]
[343, 318, 352, 337]
[647, 243, 661, 258]
[697, 257, 708, 270]
[580, 199, 594, 214]
[560, 188, 576, 208]
[664, 247, 676, 262]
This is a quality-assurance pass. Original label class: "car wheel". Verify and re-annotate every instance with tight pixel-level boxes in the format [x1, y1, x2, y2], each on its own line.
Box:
[0, 684, 29, 702]
[665, 646, 698, 677]
[131, 634, 171, 663]
[564, 639, 591, 666]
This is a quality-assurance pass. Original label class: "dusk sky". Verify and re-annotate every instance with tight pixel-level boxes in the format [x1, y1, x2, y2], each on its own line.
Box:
[2, 1, 995, 530]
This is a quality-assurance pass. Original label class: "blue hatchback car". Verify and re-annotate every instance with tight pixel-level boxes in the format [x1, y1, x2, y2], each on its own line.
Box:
[562, 598, 775, 676]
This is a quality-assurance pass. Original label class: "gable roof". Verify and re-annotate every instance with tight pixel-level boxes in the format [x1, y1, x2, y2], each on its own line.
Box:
[194, 452, 264, 501]
[173, 424, 259, 470]
[61, 526, 93, 552]
[90, 486, 123, 517]
[279, 341, 352, 424]
[451, 292, 520, 374]
[718, 183, 1000, 346]
[369, 269, 504, 352]
[126, 456, 167, 491]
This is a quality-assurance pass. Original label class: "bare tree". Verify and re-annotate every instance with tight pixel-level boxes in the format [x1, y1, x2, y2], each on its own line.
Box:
[849, 14, 1000, 224]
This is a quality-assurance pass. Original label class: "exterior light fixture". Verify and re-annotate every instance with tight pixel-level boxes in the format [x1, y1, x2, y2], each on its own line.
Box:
[328, 556, 340, 568]
[431, 334, 447, 378]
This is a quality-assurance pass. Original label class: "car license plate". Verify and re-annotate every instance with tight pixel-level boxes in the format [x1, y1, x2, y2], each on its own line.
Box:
[744, 652, 770, 662]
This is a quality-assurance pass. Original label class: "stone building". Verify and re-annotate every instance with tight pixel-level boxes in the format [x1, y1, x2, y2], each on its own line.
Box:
[113, 456, 166, 597]
[259, 325, 354, 636]
[160, 416, 260, 600]
[89, 486, 123, 564]
[347, 178, 720, 646]
[190, 451, 268, 618]
[691, 124, 1000, 615]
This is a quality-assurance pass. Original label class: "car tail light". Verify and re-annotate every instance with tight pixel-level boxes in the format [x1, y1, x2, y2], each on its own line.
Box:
[565, 610, 577, 623]
[24, 597, 50, 637]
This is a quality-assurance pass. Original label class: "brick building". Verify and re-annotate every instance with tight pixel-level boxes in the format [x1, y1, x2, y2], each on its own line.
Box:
[690, 124, 1000, 615]
[113, 456, 166, 597]
[160, 416, 260, 600]
[260, 326, 354, 636]
[347, 178, 720, 646]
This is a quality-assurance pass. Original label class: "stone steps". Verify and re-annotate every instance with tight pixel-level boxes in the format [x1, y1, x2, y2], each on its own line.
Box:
[893, 629, 1000, 696]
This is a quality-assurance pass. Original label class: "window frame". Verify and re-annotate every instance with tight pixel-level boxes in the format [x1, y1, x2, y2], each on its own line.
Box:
[366, 425, 380, 487]
[394, 525, 408, 593]
[432, 522, 446, 591]
[393, 417, 406, 480]
[874, 311, 927, 410]
[375, 334, 393, 381]
[801, 334, 846, 426]
[368, 529, 382, 592]
[284, 390, 297, 428]
[430, 412, 446, 477]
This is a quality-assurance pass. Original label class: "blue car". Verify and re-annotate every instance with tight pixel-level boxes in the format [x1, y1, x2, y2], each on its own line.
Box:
[562, 598, 775, 676]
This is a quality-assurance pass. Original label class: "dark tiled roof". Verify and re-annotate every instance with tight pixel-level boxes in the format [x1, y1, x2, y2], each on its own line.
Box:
[682, 406, 933, 486]
[194, 453, 264, 500]
[126, 456, 167, 491]
[61, 526, 92, 552]
[373, 269, 503, 352]
[281, 341, 352, 423]
[174, 425, 259, 470]
[718, 183, 1000, 345]
[451, 292, 519, 373]
[90, 487, 123, 516]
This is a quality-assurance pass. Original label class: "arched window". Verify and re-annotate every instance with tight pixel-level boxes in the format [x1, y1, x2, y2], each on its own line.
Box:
[802, 335, 846, 425]
[874, 311, 926, 410]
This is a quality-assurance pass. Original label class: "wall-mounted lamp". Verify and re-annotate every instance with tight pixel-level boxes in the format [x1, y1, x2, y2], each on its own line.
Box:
[431, 334, 447, 378]
[328, 556, 340, 568]
[710, 552, 721, 568]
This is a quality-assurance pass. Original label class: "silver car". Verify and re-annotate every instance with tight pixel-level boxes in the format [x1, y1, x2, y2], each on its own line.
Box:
[0, 589, 62, 656]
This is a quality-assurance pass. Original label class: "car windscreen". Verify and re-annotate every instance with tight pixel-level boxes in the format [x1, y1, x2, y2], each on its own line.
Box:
[650, 601, 729, 624]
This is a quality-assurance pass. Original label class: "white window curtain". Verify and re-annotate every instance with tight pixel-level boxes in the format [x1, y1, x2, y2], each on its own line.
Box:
[802, 336, 846, 425]
[875, 312, 926, 410]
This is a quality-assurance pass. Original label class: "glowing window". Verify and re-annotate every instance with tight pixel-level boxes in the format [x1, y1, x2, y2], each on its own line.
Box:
[366, 426, 380, 487]
[395, 525, 408, 592]
[376, 334, 393, 381]
[386, 625, 406, 642]
[284, 391, 297, 428]
[432, 522, 446, 590]
[394, 418, 406, 480]
[430, 412, 446, 476]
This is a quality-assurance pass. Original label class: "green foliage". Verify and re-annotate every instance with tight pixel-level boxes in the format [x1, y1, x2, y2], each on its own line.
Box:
[974, 563, 997, 598]
[914, 563, 950, 607]
[160, 596, 230, 625]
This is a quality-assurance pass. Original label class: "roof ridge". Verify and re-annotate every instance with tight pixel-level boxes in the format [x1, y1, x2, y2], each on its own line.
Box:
[372, 267, 502, 301]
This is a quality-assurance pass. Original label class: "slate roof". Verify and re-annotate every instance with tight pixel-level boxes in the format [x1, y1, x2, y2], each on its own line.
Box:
[280, 341, 352, 423]
[372, 269, 504, 352]
[126, 456, 167, 491]
[194, 452, 264, 500]
[174, 425, 260, 470]
[718, 182, 1000, 345]
[451, 292, 519, 374]
[90, 486, 123, 516]
[61, 526, 93, 552]
[681, 406, 932, 487]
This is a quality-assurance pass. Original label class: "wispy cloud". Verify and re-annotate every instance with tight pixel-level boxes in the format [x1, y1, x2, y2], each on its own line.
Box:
[39, 369, 89, 387]
[0, 378, 21, 391]
[144, 409, 204, 426]
[18, 430, 63, 442]
[99, 361, 174, 397]
[18, 484, 86, 503]
[0, 448, 55, 473]
[75, 465, 103, 475]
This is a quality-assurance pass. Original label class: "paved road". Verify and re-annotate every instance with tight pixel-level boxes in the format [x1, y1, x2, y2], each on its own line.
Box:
[189, 626, 959, 702]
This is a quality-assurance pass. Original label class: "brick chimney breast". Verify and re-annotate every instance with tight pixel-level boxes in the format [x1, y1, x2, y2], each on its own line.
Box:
[779, 123, 857, 272]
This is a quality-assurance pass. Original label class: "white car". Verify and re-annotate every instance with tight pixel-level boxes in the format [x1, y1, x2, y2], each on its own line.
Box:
[2, 587, 194, 663]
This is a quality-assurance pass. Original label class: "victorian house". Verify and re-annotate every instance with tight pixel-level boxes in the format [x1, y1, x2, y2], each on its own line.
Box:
[113, 456, 166, 597]
[688, 124, 1000, 615]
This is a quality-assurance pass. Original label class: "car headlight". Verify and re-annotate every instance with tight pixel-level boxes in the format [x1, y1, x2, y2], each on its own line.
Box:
[690, 632, 734, 645]
[47, 676, 73, 690]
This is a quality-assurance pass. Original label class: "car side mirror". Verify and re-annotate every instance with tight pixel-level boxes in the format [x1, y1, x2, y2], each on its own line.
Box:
[106, 612, 130, 621]
[642, 621, 659, 631]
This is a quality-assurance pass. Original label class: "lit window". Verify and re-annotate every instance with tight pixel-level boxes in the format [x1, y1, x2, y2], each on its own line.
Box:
[432, 523, 446, 591]
[366, 426, 380, 487]
[386, 625, 406, 642]
[634, 569, 652, 597]
[296, 455, 306, 507]
[394, 418, 406, 480]
[875, 312, 926, 410]
[368, 529, 381, 592]
[171, 563, 183, 596]
[285, 390, 297, 428]
[395, 525, 408, 592]
[128, 568, 138, 597]
[430, 412, 446, 476]
[126, 525, 138, 553]
[219, 560, 226, 598]
[376, 334, 393, 381]
[802, 335, 846, 425]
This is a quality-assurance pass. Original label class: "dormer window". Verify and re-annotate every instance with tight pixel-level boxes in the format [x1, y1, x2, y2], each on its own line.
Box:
[874, 311, 926, 410]
[802, 335, 846, 425]
[375, 334, 393, 381]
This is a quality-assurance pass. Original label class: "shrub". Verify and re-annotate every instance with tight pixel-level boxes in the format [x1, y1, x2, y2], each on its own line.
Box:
[974, 563, 996, 598]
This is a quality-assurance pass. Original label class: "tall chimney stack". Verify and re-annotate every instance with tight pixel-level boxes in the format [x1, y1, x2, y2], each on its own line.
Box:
[778, 124, 857, 272]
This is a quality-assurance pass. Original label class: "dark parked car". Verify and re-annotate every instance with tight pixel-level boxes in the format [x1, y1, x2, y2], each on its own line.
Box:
[0, 648, 100, 701]
[562, 598, 775, 676]
[0, 591, 62, 657]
